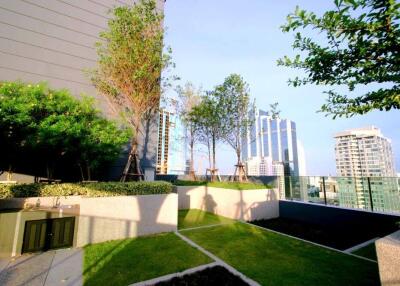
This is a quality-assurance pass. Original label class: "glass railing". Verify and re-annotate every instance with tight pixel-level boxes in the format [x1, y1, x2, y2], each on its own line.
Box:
[281, 176, 400, 214]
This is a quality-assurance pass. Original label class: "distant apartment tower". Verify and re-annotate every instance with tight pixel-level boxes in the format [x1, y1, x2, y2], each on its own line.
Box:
[246, 157, 284, 176]
[242, 109, 300, 176]
[334, 126, 398, 211]
[156, 109, 187, 175]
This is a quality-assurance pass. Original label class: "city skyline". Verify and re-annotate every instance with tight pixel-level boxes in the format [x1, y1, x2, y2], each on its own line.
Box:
[164, 0, 400, 176]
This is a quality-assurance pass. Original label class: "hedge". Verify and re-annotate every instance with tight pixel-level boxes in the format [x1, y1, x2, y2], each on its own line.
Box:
[174, 180, 272, 190]
[0, 181, 172, 199]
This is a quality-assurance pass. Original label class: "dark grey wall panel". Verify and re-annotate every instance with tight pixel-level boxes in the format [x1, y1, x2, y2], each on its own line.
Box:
[279, 200, 400, 235]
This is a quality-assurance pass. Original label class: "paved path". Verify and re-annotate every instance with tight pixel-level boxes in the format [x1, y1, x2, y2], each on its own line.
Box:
[0, 248, 83, 286]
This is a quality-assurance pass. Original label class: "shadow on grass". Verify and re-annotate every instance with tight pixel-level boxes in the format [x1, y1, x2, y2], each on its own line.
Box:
[83, 233, 212, 286]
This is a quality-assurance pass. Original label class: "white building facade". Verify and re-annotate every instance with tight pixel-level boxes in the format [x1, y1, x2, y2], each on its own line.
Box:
[334, 126, 399, 211]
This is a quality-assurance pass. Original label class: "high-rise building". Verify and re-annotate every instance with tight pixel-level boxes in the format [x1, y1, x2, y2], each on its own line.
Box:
[334, 126, 399, 211]
[335, 126, 396, 178]
[246, 157, 284, 176]
[242, 109, 300, 176]
[297, 140, 307, 176]
[156, 109, 187, 175]
[0, 0, 165, 180]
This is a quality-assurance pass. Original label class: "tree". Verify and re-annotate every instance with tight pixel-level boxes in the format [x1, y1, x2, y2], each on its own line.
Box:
[278, 0, 400, 118]
[269, 102, 281, 119]
[189, 94, 223, 181]
[89, 0, 173, 181]
[215, 74, 254, 182]
[176, 82, 202, 180]
[0, 81, 130, 181]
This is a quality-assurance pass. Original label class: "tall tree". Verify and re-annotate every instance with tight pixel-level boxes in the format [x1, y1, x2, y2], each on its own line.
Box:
[176, 82, 202, 180]
[189, 94, 223, 181]
[89, 0, 173, 181]
[215, 74, 254, 182]
[278, 0, 400, 118]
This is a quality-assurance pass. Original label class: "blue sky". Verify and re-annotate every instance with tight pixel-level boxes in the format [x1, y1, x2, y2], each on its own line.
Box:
[163, 0, 400, 176]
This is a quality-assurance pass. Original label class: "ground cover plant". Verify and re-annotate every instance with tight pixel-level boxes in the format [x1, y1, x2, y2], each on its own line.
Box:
[155, 265, 249, 286]
[174, 180, 272, 190]
[181, 211, 380, 286]
[0, 181, 172, 199]
[251, 217, 396, 250]
[83, 233, 212, 286]
[178, 209, 235, 230]
[352, 242, 378, 261]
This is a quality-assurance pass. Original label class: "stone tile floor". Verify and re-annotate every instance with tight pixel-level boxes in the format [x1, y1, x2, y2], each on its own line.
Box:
[0, 248, 82, 286]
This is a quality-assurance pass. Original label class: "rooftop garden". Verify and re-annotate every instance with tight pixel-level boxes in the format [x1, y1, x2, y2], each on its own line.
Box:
[81, 209, 380, 286]
[83, 233, 212, 286]
[179, 210, 380, 286]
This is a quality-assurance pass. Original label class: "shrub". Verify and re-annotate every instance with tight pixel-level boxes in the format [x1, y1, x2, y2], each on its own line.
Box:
[0, 181, 172, 199]
[174, 180, 272, 190]
[0, 81, 131, 181]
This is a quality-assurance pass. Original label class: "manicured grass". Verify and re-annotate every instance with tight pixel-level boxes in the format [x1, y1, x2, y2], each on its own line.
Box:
[352, 242, 377, 261]
[182, 219, 379, 285]
[83, 233, 212, 286]
[178, 209, 235, 230]
[174, 180, 272, 190]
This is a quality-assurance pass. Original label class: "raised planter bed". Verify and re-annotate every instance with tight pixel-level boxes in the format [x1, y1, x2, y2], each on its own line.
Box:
[251, 217, 393, 250]
[177, 185, 279, 221]
[155, 265, 249, 286]
[0, 193, 178, 257]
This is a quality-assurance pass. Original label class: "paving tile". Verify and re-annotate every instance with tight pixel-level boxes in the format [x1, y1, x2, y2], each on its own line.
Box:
[0, 251, 54, 286]
[44, 248, 83, 286]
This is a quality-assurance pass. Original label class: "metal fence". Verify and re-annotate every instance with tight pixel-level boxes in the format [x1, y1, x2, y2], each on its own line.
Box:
[282, 176, 400, 214]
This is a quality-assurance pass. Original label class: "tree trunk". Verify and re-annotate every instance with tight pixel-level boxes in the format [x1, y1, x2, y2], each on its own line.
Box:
[211, 133, 216, 182]
[86, 165, 91, 181]
[78, 164, 85, 181]
[189, 136, 196, 180]
[121, 135, 142, 182]
[7, 165, 13, 181]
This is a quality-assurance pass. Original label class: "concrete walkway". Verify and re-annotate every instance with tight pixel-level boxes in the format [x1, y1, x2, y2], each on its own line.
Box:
[0, 248, 83, 286]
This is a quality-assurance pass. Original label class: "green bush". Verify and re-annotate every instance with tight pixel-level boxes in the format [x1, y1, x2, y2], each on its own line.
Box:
[174, 180, 272, 190]
[0, 81, 131, 181]
[0, 181, 172, 199]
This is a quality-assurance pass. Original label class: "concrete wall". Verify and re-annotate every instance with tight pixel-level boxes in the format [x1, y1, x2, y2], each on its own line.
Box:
[76, 194, 177, 246]
[177, 186, 279, 221]
[0, 0, 165, 179]
[376, 230, 400, 286]
[0, 193, 177, 256]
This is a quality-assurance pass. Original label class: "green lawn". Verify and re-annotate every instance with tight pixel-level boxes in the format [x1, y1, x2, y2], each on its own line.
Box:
[83, 233, 212, 286]
[174, 180, 272, 190]
[182, 219, 380, 286]
[178, 209, 235, 230]
[352, 242, 378, 261]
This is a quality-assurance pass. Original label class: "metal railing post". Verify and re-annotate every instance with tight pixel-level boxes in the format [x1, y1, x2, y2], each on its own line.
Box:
[322, 176, 327, 205]
[367, 177, 374, 212]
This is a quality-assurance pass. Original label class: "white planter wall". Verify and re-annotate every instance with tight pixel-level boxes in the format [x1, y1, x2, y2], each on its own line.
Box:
[177, 186, 279, 221]
[0, 193, 178, 251]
